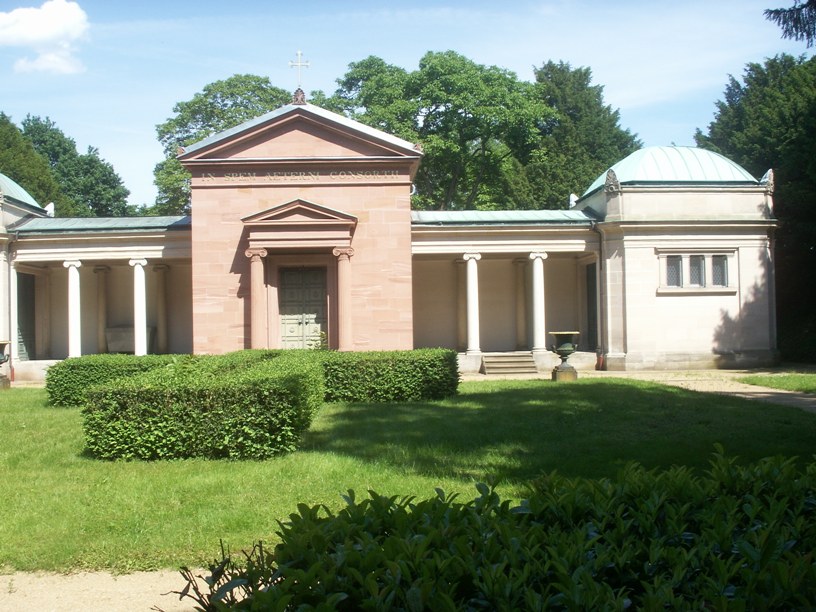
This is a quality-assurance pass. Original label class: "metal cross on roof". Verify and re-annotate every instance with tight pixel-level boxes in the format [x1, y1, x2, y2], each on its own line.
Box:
[288, 50, 310, 89]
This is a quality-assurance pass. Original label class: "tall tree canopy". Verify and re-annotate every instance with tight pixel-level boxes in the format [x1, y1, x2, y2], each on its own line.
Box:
[22, 115, 134, 217]
[765, 1, 816, 47]
[152, 74, 291, 215]
[520, 61, 641, 209]
[327, 51, 549, 210]
[154, 55, 638, 213]
[0, 113, 75, 216]
[696, 53, 816, 359]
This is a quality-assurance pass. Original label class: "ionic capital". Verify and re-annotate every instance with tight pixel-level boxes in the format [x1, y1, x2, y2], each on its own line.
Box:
[529, 252, 548, 261]
[93, 265, 110, 274]
[462, 253, 481, 262]
[332, 247, 355, 260]
[129, 258, 148, 268]
[63, 260, 82, 269]
[244, 248, 268, 260]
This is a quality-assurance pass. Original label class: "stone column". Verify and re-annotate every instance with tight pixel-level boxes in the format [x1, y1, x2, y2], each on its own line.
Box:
[129, 259, 148, 356]
[529, 252, 548, 352]
[333, 247, 355, 351]
[514, 259, 528, 349]
[63, 260, 82, 358]
[94, 266, 110, 353]
[245, 248, 268, 349]
[154, 265, 169, 354]
[463, 253, 481, 355]
[9, 262, 18, 362]
[0, 251, 8, 344]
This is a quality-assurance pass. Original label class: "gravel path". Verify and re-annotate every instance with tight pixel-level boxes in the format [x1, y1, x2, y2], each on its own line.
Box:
[3, 369, 814, 610]
[0, 570, 195, 611]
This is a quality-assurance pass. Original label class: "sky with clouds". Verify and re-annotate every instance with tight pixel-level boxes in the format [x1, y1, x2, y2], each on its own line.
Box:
[1, 0, 813, 208]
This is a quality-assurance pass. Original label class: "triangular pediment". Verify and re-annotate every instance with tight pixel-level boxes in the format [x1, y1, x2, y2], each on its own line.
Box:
[179, 104, 422, 162]
[243, 199, 357, 251]
[242, 200, 357, 227]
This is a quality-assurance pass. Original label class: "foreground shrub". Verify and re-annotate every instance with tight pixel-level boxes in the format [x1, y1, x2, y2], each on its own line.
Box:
[83, 351, 322, 460]
[176, 450, 816, 610]
[322, 348, 459, 402]
[45, 353, 186, 407]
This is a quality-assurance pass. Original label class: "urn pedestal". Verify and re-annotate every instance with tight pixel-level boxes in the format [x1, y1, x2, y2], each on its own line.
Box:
[550, 332, 580, 381]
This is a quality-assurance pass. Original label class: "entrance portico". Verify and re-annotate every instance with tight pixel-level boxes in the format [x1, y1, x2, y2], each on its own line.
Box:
[179, 98, 421, 353]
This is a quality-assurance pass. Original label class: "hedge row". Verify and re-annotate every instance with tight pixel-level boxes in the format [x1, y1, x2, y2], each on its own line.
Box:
[45, 353, 186, 407]
[46, 348, 459, 408]
[177, 451, 816, 609]
[63, 348, 458, 460]
[83, 351, 321, 460]
[322, 348, 459, 402]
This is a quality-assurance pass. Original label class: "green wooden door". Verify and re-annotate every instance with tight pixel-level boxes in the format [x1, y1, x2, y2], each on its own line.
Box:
[279, 268, 327, 349]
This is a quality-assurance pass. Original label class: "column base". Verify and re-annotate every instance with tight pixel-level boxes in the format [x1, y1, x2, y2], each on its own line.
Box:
[458, 352, 483, 374]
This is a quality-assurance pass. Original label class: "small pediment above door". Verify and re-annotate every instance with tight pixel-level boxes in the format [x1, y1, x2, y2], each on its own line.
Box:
[242, 200, 357, 250]
[242, 199, 357, 226]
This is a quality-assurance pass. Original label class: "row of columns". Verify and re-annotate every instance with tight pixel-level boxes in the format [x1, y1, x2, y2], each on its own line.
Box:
[244, 247, 355, 350]
[461, 251, 548, 355]
[62, 259, 167, 358]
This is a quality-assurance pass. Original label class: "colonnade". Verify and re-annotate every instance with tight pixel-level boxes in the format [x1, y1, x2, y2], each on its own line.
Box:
[58, 258, 168, 358]
[459, 251, 549, 355]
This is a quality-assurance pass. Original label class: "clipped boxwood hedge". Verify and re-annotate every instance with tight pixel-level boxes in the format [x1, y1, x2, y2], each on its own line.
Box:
[82, 351, 322, 460]
[58, 348, 458, 460]
[176, 451, 816, 610]
[45, 353, 187, 407]
[322, 348, 458, 402]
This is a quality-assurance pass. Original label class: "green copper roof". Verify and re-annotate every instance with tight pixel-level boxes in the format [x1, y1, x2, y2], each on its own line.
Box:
[14, 216, 190, 234]
[582, 146, 758, 197]
[0, 173, 41, 209]
[411, 210, 594, 225]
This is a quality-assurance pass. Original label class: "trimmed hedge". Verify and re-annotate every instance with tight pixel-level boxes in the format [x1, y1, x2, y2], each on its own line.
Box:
[82, 351, 322, 460]
[45, 353, 187, 407]
[322, 348, 459, 402]
[177, 451, 816, 609]
[62, 348, 458, 460]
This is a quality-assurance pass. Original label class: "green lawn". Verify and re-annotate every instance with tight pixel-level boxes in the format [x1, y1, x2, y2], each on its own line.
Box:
[738, 372, 816, 394]
[1, 378, 815, 572]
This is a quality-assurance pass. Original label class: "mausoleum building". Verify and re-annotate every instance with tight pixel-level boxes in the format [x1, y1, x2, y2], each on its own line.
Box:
[0, 97, 778, 380]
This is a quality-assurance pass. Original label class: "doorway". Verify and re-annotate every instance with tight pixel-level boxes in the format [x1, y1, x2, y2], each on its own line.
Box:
[279, 267, 328, 349]
[17, 272, 36, 360]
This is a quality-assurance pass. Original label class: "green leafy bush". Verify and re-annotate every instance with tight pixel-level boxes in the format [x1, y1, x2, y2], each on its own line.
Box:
[82, 351, 322, 460]
[322, 348, 459, 402]
[176, 451, 816, 610]
[45, 353, 187, 407]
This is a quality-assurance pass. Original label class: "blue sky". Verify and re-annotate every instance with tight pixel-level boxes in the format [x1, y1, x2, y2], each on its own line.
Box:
[1, 0, 813, 208]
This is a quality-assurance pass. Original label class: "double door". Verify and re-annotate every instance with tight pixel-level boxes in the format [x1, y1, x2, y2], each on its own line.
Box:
[279, 267, 327, 349]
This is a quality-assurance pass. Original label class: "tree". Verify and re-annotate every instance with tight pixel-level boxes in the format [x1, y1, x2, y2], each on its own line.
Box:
[0, 113, 76, 216]
[765, 1, 816, 47]
[152, 74, 291, 214]
[22, 115, 134, 216]
[328, 52, 550, 210]
[520, 61, 640, 209]
[696, 54, 816, 360]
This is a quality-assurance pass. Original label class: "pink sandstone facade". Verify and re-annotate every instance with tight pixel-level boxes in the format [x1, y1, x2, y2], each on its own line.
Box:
[179, 102, 421, 353]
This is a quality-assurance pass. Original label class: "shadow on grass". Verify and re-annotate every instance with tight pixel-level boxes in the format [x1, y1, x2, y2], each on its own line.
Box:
[302, 379, 816, 481]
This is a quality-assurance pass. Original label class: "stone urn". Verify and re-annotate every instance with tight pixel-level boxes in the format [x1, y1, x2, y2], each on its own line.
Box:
[550, 331, 580, 381]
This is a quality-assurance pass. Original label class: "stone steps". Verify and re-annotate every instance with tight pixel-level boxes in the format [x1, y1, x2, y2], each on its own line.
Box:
[482, 352, 538, 375]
